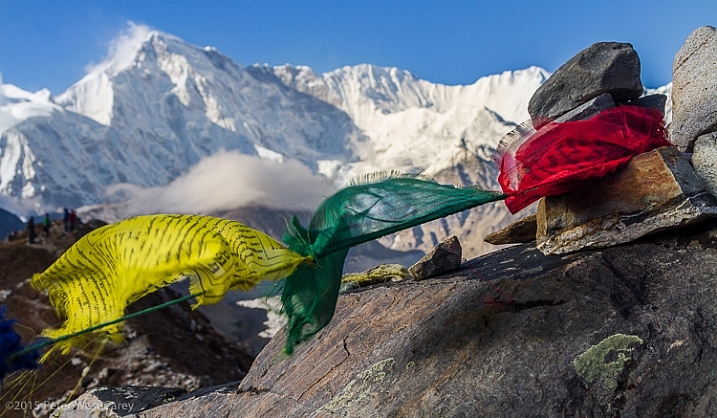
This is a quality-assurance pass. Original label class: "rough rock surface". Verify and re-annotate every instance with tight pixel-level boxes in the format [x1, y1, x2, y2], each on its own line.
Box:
[536, 146, 717, 255]
[528, 42, 643, 125]
[693, 131, 717, 198]
[54, 386, 189, 417]
[408, 235, 462, 280]
[669, 26, 717, 151]
[64, 220, 717, 417]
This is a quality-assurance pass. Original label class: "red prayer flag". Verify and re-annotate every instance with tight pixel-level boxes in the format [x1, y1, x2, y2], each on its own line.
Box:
[496, 105, 672, 213]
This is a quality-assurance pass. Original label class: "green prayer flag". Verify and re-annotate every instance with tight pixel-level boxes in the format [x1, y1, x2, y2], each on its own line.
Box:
[281, 173, 505, 353]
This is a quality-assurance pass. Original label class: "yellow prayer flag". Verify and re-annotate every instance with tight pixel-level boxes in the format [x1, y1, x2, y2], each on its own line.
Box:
[31, 214, 311, 355]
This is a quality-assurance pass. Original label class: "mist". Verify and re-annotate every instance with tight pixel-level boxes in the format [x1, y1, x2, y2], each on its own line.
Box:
[84, 22, 152, 75]
[105, 150, 337, 217]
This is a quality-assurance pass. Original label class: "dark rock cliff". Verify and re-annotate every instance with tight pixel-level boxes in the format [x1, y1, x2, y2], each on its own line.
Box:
[0, 206, 24, 240]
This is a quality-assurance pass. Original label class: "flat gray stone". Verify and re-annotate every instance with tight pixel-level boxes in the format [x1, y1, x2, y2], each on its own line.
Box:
[669, 26, 717, 151]
[528, 42, 643, 126]
[536, 147, 717, 255]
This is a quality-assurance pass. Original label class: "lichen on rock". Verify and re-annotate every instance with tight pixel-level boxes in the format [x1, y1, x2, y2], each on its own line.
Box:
[573, 333, 644, 390]
[317, 358, 396, 413]
[341, 264, 410, 287]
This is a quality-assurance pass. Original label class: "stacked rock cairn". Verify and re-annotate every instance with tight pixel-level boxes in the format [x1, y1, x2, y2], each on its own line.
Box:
[486, 26, 717, 256]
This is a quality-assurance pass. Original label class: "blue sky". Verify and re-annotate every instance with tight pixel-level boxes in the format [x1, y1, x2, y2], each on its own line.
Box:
[1, 0, 715, 94]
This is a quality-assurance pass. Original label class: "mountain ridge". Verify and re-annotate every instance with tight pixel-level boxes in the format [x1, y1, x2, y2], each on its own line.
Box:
[0, 27, 671, 257]
[0, 29, 546, 212]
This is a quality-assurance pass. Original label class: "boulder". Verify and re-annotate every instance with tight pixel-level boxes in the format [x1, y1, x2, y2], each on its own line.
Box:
[536, 146, 717, 255]
[669, 26, 717, 151]
[528, 42, 643, 125]
[408, 235, 462, 280]
[68, 220, 717, 417]
[692, 131, 717, 198]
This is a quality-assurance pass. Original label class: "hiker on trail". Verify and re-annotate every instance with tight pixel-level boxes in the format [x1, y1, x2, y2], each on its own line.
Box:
[27, 216, 36, 244]
[43, 213, 51, 237]
[69, 209, 77, 231]
[63, 208, 69, 232]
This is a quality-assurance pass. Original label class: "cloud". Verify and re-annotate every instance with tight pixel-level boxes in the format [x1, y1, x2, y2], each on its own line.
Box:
[85, 22, 152, 75]
[105, 150, 336, 216]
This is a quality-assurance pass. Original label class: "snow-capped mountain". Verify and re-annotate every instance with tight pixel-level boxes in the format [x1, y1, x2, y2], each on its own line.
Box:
[1, 29, 366, 212]
[0, 28, 545, 211]
[271, 63, 548, 175]
[0, 26, 669, 257]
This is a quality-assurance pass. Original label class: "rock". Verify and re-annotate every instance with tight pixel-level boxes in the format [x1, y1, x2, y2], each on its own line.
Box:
[103, 221, 717, 417]
[54, 386, 187, 417]
[528, 42, 643, 125]
[484, 213, 537, 245]
[669, 26, 717, 151]
[484, 91, 668, 250]
[408, 235, 462, 280]
[626, 94, 668, 116]
[553, 92, 615, 122]
[536, 146, 717, 255]
[692, 131, 717, 198]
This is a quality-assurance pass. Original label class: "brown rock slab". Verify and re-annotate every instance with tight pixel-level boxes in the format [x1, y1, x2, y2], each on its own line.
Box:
[484, 213, 537, 245]
[408, 235, 462, 280]
[669, 26, 717, 151]
[536, 146, 717, 255]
